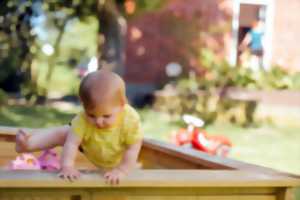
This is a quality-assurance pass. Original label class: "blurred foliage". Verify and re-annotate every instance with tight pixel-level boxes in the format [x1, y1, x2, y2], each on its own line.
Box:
[34, 1, 98, 97]
[2, 0, 300, 106]
[36, 60, 80, 97]
[154, 83, 256, 126]
[0, 0, 36, 95]
[124, 0, 166, 17]
[198, 48, 300, 90]
[0, 0, 170, 100]
[154, 49, 300, 126]
[135, 0, 165, 11]
[0, 89, 8, 106]
[0, 0, 97, 99]
[125, 0, 231, 83]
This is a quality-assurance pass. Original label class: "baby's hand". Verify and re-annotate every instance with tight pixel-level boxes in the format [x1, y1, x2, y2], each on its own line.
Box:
[58, 166, 81, 182]
[104, 168, 127, 185]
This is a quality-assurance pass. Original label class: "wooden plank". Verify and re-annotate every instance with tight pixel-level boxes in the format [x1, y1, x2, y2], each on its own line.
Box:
[139, 148, 204, 169]
[0, 187, 277, 196]
[156, 87, 300, 106]
[91, 196, 276, 200]
[0, 189, 91, 200]
[0, 195, 276, 200]
[0, 170, 299, 188]
[223, 88, 300, 106]
[277, 188, 295, 200]
[91, 196, 275, 200]
[91, 196, 198, 200]
[0, 190, 276, 200]
[0, 126, 18, 142]
[194, 196, 275, 200]
[0, 126, 19, 136]
[143, 139, 300, 179]
[88, 187, 276, 196]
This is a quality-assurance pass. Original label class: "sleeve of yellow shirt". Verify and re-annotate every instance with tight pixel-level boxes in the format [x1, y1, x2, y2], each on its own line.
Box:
[70, 113, 86, 139]
[123, 107, 143, 146]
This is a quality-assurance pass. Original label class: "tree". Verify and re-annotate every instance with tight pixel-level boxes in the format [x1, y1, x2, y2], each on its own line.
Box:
[0, 0, 37, 95]
[0, 0, 97, 98]
[125, 0, 232, 84]
[0, 0, 164, 99]
[97, 0, 164, 75]
[97, 0, 126, 75]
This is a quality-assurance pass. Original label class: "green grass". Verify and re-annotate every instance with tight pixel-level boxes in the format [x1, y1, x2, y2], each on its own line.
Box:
[0, 105, 76, 128]
[35, 17, 98, 97]
[206, 123, 300, 174]
[36, 62, 80, 97]
[140, 109, 300, 174]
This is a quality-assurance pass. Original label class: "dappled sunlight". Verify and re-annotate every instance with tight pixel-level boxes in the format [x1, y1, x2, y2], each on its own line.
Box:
[136, 46, 145, 56]
[130, 26, 143, 41]
[124, 0, 136, 15]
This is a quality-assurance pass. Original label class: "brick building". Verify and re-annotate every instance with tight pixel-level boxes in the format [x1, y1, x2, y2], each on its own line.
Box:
[229, 0, 300, 71]
[124, 0, 300, 105]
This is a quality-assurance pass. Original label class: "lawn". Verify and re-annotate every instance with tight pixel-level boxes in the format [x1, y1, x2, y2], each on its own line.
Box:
[140, 108, 300, 174]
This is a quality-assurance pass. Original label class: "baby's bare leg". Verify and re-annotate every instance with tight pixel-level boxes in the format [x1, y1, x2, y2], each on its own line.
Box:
[15, 125, 70, 153]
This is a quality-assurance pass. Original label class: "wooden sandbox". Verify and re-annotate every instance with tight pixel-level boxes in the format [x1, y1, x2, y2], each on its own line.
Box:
[0, 126, 299, 200]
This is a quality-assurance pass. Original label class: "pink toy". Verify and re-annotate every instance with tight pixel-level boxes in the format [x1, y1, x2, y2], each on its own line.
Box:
[9, 149, 60, 171]
[9, 153, 41, 170]
[38, 149, 60, 171]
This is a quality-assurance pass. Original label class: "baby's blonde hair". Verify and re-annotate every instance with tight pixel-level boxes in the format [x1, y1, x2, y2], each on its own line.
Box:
[79, 70, 126, 110]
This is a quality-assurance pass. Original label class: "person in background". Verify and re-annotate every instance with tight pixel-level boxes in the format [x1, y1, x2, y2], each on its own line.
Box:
[239, 19, 265, 71]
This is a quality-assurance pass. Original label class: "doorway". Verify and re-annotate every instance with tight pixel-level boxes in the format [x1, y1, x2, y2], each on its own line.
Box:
[230, 0, 274, 70]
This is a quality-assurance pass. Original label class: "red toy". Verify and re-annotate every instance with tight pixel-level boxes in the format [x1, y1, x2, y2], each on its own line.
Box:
[170, 115, 232, 157]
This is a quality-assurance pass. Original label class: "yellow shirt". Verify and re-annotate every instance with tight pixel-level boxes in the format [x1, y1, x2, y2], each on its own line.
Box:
[70, 104, 142, 169]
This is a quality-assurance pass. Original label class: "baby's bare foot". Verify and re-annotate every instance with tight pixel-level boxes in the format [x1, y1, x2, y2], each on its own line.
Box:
[15, 129, 30, 153]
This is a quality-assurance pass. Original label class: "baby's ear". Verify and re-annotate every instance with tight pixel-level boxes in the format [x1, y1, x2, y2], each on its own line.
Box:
[121, 96, 127, 106]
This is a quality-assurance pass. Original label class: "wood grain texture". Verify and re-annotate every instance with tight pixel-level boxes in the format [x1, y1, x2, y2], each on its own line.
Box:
[0, 170, 299, 188]
[91, 195, 275, 200]
[277, 188, 295, 200]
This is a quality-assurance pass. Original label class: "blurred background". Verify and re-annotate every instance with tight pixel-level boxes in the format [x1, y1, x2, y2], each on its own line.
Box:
[0, 0, 299, 196]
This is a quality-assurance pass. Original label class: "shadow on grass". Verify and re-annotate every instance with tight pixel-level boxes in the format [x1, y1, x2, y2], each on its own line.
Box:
[0, 105, 76, 128]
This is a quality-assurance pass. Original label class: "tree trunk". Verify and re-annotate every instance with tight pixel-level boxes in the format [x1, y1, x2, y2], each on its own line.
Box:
[97, 0, 127, 76]
[43, 16, 70, 97]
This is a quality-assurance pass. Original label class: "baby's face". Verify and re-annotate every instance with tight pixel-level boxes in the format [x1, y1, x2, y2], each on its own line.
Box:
[84, 104, 124, 129]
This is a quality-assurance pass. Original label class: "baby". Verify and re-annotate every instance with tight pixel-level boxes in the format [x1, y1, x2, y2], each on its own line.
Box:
[15, 69, 143, 184]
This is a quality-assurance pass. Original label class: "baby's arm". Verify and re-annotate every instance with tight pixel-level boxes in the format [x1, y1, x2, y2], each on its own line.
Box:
[117, 139, 143, 173]
[104, 139, 142, 184]
[58, 129, 82, 181]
